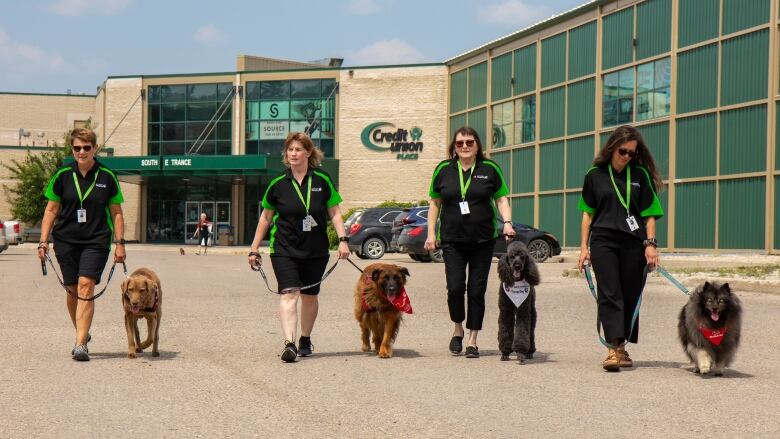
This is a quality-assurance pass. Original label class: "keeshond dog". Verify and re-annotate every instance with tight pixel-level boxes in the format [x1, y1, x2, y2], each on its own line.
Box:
[678, 282, 742, 376]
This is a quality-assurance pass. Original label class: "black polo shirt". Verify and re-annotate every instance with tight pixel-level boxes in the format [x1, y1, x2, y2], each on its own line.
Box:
[261, 167, 342, 258]
[44, 158, 124, 249]
[428, 158, 509, 243]
[578, 163, 663, 241]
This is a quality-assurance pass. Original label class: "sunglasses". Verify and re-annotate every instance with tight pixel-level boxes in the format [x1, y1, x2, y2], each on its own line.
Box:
[455, 139, 476, 148]
[617, 148, 636, 158]
[72, 145, 93, 153]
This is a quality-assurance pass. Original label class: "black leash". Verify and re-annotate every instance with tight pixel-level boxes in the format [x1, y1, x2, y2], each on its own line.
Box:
[250, 256, 365, 295]
[42, 253, 127, 301]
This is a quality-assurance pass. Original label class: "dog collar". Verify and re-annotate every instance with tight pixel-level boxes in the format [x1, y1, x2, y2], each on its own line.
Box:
[698, 327, 727, 346]
[142, 291, 159, 313]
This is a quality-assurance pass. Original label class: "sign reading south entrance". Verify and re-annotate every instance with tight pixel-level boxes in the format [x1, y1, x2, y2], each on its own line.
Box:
[360, 122, 423, 160]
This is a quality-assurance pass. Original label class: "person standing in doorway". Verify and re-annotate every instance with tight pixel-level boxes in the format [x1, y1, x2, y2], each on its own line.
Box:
[247, 132, 350, 363]
[424, 126, 515, 358]
[193, 212, 211, 255]
[37, 128, 126, 361]
[577, 125, 664, 372]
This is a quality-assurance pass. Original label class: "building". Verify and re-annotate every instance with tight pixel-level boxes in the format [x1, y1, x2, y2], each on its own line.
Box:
[2, 0, 779, 252]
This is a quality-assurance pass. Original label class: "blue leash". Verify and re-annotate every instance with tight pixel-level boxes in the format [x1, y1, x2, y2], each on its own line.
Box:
[583, 263, 690, 348]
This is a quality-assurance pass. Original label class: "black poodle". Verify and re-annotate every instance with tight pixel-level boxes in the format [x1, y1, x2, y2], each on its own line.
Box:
[497, 241, 541, 362]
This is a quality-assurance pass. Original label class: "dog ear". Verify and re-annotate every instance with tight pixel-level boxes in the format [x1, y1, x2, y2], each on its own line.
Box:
[703, 281, 711, 290]
[371, 269, 382, 282]
[524, 257, 541, 286]
[497, 255, 512, 284]
[400, 267, 410, 279]
[721, 282, 730, 292]
[121, 279, 128, 295]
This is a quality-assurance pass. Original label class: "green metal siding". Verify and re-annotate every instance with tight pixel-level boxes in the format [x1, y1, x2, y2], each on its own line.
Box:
[567, 78, 595, 135]
[640, 122, 669, 180]
[467, 108, 487, 143]
[468, 62, 488, 108]
[568, 21, 597, 80]
[539, 141, 565, 191]
[676, 44, 718, 114]
[542, 33, 567, 88]
[450, 114, 466, 139]
[539, 194, 564, 241]
[450, 70, 467, 113]
[565, 192, 582, 247]
[512, 196, 534, 226]
[722, 0, 770, 35]
[775, 176, 780, 249]
[719, 177, 765, 249]
[512, 146, 535, 193]
[491, 150, 512, 187]
[675, 181, 716, 248]
[602, 7, 634, 70]
[678, 0, 719, 48]
[721, 29, 769, 106]
[566, 136, 595, 189]
[636, 0, 671, 60]
[777, 102, 780, 170]
[514, 44, 537, 96]
[720, 105, 767, 175]
[491, 53, 513, 102]
[540, 86, 566, 140]
[675, 113, 717, 178]
[655, 190, 668, 248]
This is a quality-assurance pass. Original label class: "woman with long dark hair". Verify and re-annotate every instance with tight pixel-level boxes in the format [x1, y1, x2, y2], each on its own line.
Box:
[424, 126, 515, 358]
[577, 125, 664, 371]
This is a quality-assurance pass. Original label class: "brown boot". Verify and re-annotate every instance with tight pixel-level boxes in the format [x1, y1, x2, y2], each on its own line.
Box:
[617, 347, 633, 368]
[602, 348, 620, 372]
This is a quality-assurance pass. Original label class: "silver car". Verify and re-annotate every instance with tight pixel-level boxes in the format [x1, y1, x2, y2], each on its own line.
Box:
[3, 220, 24, 245]
[0, 220, 8, 253]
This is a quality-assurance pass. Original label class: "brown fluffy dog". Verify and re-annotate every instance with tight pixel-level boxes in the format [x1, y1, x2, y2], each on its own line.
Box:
[354, 263, 411, 358]
[121, 268, 162, 358]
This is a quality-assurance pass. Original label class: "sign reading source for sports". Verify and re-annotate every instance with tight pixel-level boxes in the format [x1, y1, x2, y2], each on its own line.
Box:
[360, 121, 423, 160]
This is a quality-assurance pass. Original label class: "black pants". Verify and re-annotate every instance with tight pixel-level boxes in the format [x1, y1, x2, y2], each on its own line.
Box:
[589, 228, 647, 344]
[442, 239, 496, 330]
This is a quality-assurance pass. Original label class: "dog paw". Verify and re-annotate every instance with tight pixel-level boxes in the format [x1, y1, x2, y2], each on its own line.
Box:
[699, 366, 711, 375]
[693, 367, 700, 374]
[152, 351, 160, 357]
[500, 354, 510, 361]
[135, 347, 143, 353]
[127, 352, 136, 359]
[361, 344, 370, 352]
[378, 347, 392, 358]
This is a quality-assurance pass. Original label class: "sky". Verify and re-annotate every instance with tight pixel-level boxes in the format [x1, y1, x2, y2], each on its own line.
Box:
[0, 0, 586, 95]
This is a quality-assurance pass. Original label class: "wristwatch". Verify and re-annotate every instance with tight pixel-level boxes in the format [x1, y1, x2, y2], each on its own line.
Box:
[643, 238, 658, 248]
[116, 239, 126, 245]
[338, 236, 349, 242]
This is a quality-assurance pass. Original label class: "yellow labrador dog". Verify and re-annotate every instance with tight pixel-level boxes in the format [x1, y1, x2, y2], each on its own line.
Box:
[121, 268, 162, 358]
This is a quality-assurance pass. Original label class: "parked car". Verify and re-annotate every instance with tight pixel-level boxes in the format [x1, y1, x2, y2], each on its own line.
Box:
[345, 207, 405, 259]
[390, 206, 429, 252]
[0, 220, 8, 254]
[397, 221, 561, 263]
[3, 220, 24, 245]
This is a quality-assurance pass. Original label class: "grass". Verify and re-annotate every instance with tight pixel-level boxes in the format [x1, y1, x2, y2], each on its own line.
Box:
[669, 264, 780, 279]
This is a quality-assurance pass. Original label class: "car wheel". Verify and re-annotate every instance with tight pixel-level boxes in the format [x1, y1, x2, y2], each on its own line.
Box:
[527, 239, 551, 263]
[416, 253, 432, 263]
[409, 253, 421, 261]
[429, 249, 444, 263]
[362, 237, 386, 259]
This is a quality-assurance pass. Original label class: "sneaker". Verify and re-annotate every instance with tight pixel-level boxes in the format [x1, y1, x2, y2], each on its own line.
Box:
[71, 334, 91, 355]
[72, 344, 90, 361]
[464, 346, 479, 358]
[449, 336, 463, 355]
[298, 336, 313, 357]
[617, 347, 633, 368]
[281, 341, 297, 363]
[602, 348, 620, 372]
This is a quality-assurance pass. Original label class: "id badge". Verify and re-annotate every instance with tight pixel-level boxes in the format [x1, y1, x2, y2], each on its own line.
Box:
[302, 216, 312, 232]
[305, 214, 318, 228]
[459, 201, 470, 215]
[626, 215, 639, 231]
[77, 209, 87, 223]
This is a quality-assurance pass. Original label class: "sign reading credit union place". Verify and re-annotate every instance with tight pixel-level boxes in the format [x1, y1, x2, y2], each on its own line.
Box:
[360, 122, 423, 160]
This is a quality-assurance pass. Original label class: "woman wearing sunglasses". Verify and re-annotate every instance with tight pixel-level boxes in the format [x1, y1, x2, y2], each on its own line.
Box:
[577, 125, 664, 372]
[425, 126, 515, 358]
[37, 128, 126, 361]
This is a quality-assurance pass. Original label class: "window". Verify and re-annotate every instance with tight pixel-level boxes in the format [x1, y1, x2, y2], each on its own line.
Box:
[147, 83, 233, 156]
[515, 95, 536, 144]
[491, 101, 514, 148]
[245, 79, 336, 157]
[603, 57, 671, 127]
[491, 95, 535, 149]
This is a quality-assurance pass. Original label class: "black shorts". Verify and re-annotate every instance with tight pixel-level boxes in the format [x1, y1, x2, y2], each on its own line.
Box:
[199, 234, 209, 246]
[270, 255, 330, 295]
[52, 241, 110, 285]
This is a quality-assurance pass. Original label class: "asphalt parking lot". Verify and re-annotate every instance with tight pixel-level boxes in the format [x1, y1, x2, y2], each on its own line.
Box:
[1, 244, 779, 438]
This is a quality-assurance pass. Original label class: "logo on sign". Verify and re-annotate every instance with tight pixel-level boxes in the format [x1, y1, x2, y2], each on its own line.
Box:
[360, 122, 423, 160]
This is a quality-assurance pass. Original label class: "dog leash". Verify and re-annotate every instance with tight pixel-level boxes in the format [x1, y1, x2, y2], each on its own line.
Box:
[42, 252, 127, 301]
[583, 262, 646, 349]
[654, 266, 690, 295]
[250, 256, 364, 295]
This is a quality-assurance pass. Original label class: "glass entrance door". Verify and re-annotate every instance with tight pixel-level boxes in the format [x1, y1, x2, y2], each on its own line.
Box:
[185, 201, 228, 245]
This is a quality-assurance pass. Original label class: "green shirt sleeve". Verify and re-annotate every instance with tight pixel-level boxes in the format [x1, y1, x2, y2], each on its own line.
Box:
[578, 167, 597, 214]
[102, 168, 124, 205]
[484, 160, 509, 199]
[314, 170, 342, 208]
[44, 168, 69, 202]
[428, 161, 448, 199]
[638, 166, 664, 218]
[261, 175, 284, 210]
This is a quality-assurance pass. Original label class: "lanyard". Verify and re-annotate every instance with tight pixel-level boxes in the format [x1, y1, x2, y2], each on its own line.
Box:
[291, 175, 312, 214]
[72, 169, 100, 208]
[457, 161, 473, 200]
[607, 164, 630, 213]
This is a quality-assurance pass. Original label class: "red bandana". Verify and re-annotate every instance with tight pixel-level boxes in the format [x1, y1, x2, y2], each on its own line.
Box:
[698, 327, 727, 346]
[361, 278, 413, 314]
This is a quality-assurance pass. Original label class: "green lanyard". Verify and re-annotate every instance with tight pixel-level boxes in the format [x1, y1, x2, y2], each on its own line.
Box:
[72, 170, 100, 208]
[457, 161, 473, 200]
[607, 164, 630, 213]
[291, 175, 312, 214]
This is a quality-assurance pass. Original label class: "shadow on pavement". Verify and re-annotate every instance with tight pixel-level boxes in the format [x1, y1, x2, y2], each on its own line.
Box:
[313, 349, 422, 359]
[90, 350, 180, 361]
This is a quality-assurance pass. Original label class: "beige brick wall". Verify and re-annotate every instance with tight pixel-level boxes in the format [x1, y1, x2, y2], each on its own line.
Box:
[337, 66, 448, 209]
[0, 93, 95, 147]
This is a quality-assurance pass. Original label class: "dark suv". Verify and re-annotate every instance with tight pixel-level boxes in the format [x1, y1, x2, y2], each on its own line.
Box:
[390, 206, 428, 252]
[345, 207, 404, 259]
